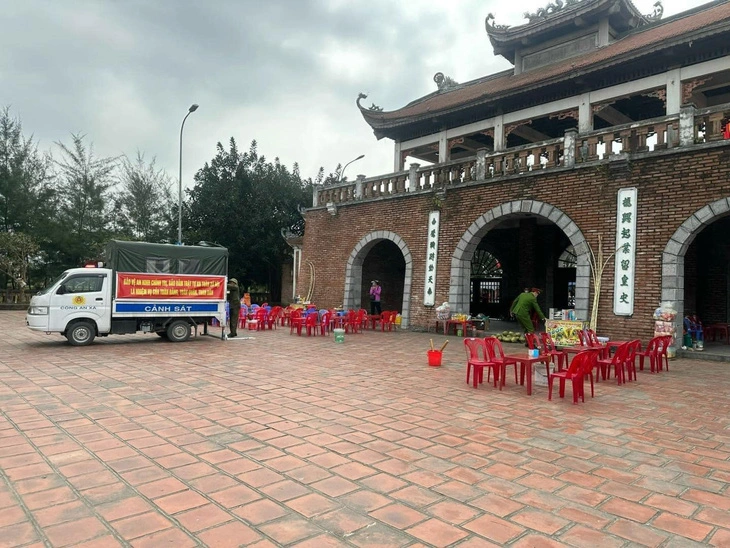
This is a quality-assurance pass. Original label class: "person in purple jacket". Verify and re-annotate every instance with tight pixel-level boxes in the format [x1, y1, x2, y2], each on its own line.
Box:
[369, 280, 382, 315]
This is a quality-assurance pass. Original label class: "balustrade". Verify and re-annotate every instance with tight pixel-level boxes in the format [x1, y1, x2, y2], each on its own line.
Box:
[694, 105, 730, 143]
[576, 114, 680, 162]
[314, 110, 727, 208]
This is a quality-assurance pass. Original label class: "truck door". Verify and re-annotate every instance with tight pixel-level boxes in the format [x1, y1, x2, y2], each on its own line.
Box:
[48, 272, 111, 333]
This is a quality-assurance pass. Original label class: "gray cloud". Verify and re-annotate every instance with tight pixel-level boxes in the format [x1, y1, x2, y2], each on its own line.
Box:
[1, 0, 712, 189]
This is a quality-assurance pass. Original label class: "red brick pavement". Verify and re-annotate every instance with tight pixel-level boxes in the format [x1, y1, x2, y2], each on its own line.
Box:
[2, 310, 730, 547]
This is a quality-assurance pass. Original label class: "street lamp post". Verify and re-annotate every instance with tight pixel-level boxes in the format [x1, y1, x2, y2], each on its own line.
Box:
[178, 104, 199, 245]
[338, 154, 364, 183]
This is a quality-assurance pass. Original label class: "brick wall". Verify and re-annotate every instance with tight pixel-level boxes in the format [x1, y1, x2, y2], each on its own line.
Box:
[299, 144, 730, 342]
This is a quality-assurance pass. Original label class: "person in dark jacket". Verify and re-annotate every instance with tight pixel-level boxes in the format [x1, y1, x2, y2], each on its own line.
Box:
[511, 287, 546, 334]
[227, 278, 240, 337]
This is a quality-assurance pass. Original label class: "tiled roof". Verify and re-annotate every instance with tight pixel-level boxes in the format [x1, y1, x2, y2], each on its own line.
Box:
[360, 2, 730, 130]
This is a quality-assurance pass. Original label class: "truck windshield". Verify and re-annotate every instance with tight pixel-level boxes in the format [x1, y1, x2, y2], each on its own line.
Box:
[36, 271, 69, 295]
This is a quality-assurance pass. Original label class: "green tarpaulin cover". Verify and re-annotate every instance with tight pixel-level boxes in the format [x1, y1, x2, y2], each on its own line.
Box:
[105, 240, 228, 276]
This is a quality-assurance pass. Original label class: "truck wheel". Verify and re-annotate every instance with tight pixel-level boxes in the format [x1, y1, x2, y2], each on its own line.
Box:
[166, 320, 191, 342]
[156, 332, 168, 338]
[67, 321, 96, 346]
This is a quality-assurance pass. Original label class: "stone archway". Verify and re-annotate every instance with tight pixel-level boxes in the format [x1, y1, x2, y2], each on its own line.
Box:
[344, 231, 413, 327]
[662, 198, 730, 336]
[449, 200, 590, 321]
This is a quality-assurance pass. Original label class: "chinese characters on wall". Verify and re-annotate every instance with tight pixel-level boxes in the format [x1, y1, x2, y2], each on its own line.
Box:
[423, 211, 440, 306]
[613, 188, 637, 315]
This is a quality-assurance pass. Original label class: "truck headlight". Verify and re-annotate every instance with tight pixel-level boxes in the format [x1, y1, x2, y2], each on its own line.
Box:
[28, 306, 48, 315]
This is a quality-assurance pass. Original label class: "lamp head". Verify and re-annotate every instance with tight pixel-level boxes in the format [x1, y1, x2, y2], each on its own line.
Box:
[189, 104, 199, 112]
[355, 154, 364, 160]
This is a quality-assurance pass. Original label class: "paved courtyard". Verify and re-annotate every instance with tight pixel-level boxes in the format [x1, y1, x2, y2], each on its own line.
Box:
[2, 310, 730, 547]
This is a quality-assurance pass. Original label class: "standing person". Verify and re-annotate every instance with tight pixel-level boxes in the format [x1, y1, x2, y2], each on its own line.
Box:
[369, 280, 382, 315]
[511, 287, 546, 334]
[510, 288, 529, 319]
[227, 278, 240, 337]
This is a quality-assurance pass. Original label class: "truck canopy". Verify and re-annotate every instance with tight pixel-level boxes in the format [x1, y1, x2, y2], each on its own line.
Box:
[105, 240, 228, 276]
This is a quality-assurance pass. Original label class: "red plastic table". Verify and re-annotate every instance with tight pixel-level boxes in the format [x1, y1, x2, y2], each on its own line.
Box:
[605, 340, 630, 356]
[436, 319, 473, 336]
[563, 344, 608, 360]
[503, 353, 553, 395]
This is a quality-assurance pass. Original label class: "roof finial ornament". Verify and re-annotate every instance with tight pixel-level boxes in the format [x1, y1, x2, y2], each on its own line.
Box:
[434, 72, 459, 92]
[524, 0, 575, 23]
[485, 13, 510, 31]
[644, 0, 664, 22]
[356, 92, 383, 112]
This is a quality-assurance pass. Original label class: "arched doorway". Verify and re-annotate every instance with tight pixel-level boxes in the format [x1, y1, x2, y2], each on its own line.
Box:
[663, 198, 730, 337]
[450, 201, 589, 321]
[470, 249, 503, 318]
[344, 231, 413, 327]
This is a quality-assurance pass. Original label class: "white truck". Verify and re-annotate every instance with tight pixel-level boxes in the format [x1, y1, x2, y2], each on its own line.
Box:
[26, 240, 228, 345]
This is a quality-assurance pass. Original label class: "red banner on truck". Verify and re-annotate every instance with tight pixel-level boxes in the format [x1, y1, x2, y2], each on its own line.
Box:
[116, 273, 226, 300]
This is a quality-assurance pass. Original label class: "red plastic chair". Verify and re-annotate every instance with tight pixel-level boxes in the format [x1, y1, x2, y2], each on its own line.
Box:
[237, 305, 248, 329]
[266, 306, 282, 330]
[254, 308, 268, 331]
[357, 309, 370, 330]
[328, 309, 344, 330]
[319, 312, 332, 335]
[483, 337, 518, 389]
[597, 341, 630, 384]
[525, 332, 541, 352]
[356, 309, 368, 332]
[464, 338, 500, 389]
[548, 350, 596, 403]
[540, 332, 567, 371]
[658, 335, 672, 371]
[289, 309, 304, 336]
[586, 329, 608, 358]
[619, 339, 640, 382]
[525, 333, 554, 380]
[344, 310, 359, 334]
[305, 313, 319, 336]
[636, 336, 662, 372]
[381, 311, 396, 332]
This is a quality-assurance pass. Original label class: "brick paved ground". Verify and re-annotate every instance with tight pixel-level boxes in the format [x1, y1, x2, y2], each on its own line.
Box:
[2, 310, 730, 547]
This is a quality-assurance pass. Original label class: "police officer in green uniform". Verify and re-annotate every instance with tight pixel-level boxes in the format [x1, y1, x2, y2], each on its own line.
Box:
[511, 287, 546, 334]
[227, 278, 240, 337]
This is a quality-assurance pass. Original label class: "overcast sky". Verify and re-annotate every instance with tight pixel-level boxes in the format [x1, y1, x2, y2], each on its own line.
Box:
[2, 0, 713, 191]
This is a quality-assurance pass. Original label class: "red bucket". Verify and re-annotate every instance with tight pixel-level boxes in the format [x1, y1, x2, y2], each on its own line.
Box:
[427, 350, 443, 367]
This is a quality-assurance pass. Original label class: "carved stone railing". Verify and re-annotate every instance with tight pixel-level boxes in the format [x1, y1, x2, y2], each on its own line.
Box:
[312, 104, 729, 208]
[315, 139, 565, 207]
[692, 104, 730, 143]
[575, 113, 680, 162]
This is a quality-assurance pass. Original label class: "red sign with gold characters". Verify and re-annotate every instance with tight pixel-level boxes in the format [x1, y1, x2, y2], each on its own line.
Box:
[116, 273, 226, 300]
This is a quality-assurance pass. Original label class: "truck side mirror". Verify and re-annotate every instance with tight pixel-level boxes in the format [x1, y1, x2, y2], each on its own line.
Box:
[56, 286, 66, 295]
